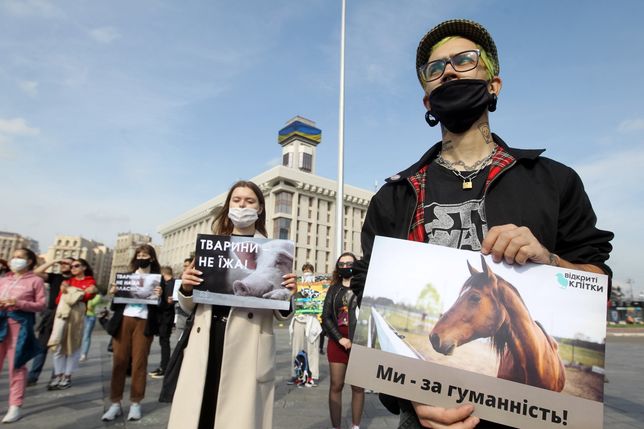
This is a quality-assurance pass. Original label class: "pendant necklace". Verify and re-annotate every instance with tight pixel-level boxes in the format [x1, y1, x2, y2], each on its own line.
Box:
[436, 145, 497, 190]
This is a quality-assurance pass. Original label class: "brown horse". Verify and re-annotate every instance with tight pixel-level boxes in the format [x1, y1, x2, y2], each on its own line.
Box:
[429, 255, 565, 392]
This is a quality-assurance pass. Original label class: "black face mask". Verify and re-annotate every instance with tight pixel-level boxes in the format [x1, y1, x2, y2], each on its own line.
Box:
[137, 259, 152, 269]
[338, 267, 353, 279]
[428, 79, 496, 133]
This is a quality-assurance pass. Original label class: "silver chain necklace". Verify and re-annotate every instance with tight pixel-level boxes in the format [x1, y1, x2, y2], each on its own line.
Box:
[435, 145, 497, 190]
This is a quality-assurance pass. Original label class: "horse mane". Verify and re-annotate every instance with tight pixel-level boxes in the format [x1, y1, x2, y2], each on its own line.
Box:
[480, 272, 532, 358]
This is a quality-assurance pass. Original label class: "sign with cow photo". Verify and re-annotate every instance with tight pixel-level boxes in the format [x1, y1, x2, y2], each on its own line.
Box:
[294, 275, 331, 316]
[345, 236, 607, 429]
[192, 234, 295, 310]
[113, 273, 162, 305]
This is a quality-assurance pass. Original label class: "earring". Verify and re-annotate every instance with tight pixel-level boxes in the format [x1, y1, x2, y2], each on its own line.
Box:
[425, 111, 439, 127]
[488, 93, 498, 112]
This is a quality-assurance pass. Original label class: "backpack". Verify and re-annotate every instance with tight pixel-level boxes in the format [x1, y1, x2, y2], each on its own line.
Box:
[293, 350, 312, 386]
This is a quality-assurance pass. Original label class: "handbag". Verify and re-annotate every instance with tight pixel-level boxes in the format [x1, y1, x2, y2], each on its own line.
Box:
[159, 307, 196, 402]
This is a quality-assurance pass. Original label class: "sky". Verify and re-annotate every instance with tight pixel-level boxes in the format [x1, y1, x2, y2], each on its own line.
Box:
[1, 0, 643, 296]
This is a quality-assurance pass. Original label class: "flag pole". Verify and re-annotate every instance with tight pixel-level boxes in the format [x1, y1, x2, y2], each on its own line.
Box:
[335, 0, 347, 260]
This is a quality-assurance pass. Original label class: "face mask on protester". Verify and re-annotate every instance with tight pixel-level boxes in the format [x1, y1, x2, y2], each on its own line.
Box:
[338, 267, 353, 279]
[228, 207, 259, 229]
[428, 79, 496, 133]
[303, 273, 315, 283]
[9, 258, 28, 273]
[136, 258, 152, 269]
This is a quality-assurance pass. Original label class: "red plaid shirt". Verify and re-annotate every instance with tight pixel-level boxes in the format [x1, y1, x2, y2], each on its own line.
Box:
[406, 145, 516, 243]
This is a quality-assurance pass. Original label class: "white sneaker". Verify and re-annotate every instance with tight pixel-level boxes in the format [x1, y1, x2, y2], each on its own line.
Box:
[101, 403, 122, 421]
[127, 403, 142, 421]
[2, 406, 22, 423]
[79, 354, 87, 362]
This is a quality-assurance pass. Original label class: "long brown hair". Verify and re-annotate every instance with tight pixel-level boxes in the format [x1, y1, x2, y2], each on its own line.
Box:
[211, 180, 267, 236]
[128, 244, 161, 274]
[331, 252, 357, 286]
[75, 258, 95, 277]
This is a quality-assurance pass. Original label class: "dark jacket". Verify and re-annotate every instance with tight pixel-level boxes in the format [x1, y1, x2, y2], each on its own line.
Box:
[352, 134, 613, 427]
[321, 283, 359, 342]
[0, 310, 44, 368]
[353, 134, 613, 296]
[107, 302, 159, 338]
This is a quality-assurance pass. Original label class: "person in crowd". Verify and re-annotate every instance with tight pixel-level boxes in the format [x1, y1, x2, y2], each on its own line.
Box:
[288, 262, 322, 386]
[0, 248, 46, 423]
[28, 257, 74, 385]
[148, 266, 175, 379]
[352, 18, 614, 429]
[101, 244, 162, 422]
[47, 258, 98, 390]
[322, 252, 364, 429]
[167, 180, 297, 429]
[80, 291, 105, 362]
[0, 259, 9, 277]
[174, 258, 192, 340]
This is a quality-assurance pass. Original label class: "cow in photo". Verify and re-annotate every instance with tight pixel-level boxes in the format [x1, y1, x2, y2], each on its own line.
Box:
[429, 255, 566, 392]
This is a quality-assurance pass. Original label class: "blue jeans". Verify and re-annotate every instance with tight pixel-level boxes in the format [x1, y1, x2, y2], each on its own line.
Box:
[81, 315, 97, 357]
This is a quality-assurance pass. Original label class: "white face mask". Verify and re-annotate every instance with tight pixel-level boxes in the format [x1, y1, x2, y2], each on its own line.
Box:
[228, 207, 259, 229]
[9, 258, 28, 273]
[303, 273, 315, 282]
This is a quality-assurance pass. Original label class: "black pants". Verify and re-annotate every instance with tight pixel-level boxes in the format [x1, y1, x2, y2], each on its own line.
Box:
[158, 312, 174, 371]
[198, 305, 229, 429]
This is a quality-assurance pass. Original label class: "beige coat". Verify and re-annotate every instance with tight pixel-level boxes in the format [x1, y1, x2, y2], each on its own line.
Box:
[168, 291, 291, 429]
[47, 287, 86, 354]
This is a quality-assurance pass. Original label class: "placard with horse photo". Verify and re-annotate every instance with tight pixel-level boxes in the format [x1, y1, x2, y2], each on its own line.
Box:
[346, 236, 607, 429]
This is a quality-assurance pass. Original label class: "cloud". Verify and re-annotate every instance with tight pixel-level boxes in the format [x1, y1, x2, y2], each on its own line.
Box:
[18, 80, 39, 97]
[89, 26, 121, 44]
[617, 118, 644, 133]
[0, 117, 40, 136]
[1, 0, 63, 18]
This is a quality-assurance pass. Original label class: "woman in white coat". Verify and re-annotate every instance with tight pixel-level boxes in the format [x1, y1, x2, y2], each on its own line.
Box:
[168, 180, 297, 429]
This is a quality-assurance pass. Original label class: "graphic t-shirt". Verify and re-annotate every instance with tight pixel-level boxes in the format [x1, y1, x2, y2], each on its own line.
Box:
[424, 162, 490, 251]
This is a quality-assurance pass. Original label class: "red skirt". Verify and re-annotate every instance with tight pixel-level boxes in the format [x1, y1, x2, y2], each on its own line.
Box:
[327, 325, 350, 364]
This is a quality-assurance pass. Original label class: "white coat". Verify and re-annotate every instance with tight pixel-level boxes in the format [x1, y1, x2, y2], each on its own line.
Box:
[168, 276, 291, 428]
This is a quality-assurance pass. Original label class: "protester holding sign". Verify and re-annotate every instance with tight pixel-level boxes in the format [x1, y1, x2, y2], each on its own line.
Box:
[102, 244, 162, 422]
[48, 258, 97, 390]
[322, 252, 364, 429]
[167, 180, 297, 429]
[352, 18, 613, 429]
[288, 262, 323, 386]
[0, 248, 45, 423]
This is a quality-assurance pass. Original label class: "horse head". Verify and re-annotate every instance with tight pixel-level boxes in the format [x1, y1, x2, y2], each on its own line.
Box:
[430, 255, 507, 355]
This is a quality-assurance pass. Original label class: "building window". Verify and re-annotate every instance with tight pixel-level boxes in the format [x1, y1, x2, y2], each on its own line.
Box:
[300, 152, 312, 172]
[274, 218, 291, 240]
[283, 153, 291, 167]
[275, 192, 292, 214]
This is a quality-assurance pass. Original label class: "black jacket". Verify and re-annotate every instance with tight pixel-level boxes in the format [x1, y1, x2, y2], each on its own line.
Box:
[353, 134, 613, 297]
[321, 283, 359, 342]
[107, 302, 159, 338]
[352, 134, 613, 427]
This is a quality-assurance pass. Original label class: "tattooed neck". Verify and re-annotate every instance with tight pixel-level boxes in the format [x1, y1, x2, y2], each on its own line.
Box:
[478, 123, 493, 145]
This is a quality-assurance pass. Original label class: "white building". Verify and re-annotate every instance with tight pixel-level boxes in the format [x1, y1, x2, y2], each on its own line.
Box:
[158, 116, 374, 275]
[44, 235, 113, 287]
[108, 233, 154, 283]
[0, 231, 40, 261]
